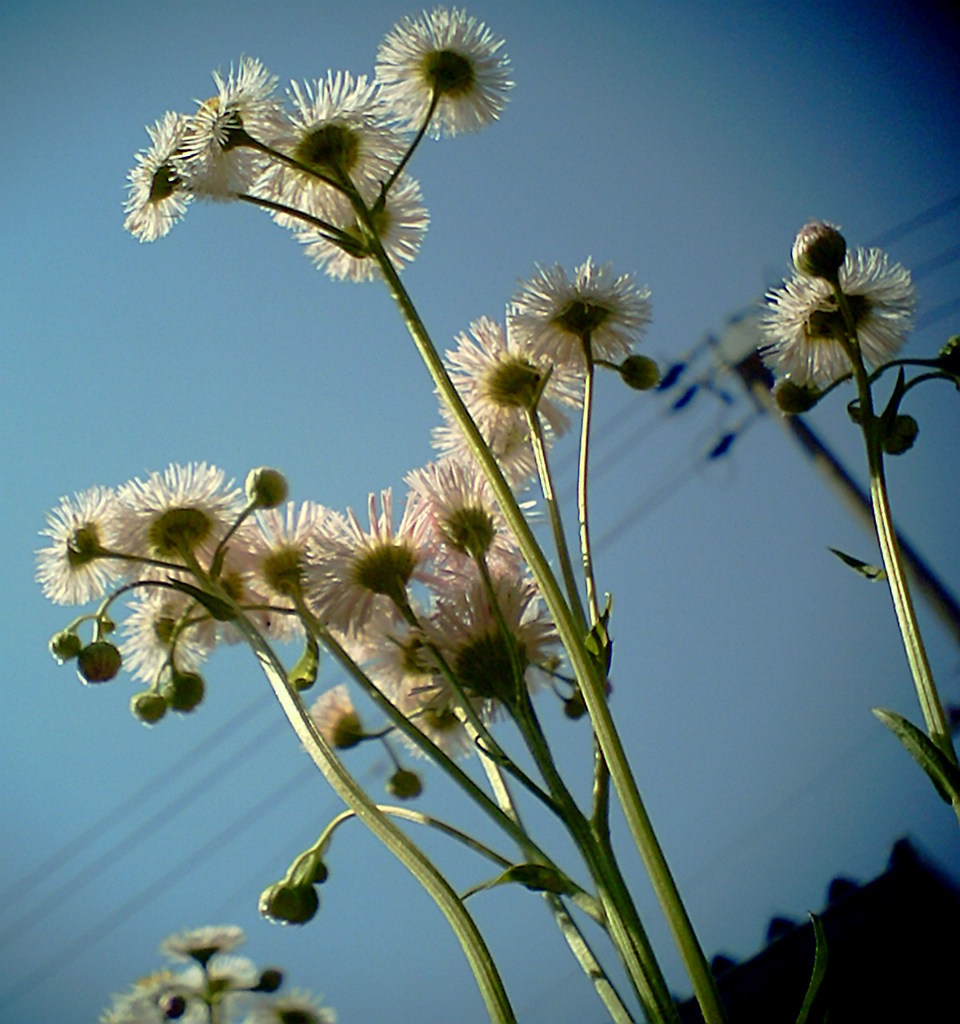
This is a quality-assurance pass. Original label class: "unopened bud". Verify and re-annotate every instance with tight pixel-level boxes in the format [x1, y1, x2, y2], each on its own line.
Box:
[246, 467, 289, 509]
[77, 641, 122, 683]
[882, 414, 918, 455]
[161, 670, 205, 713]
[563, 692, 587, 719]
[159, 993, 187, 1020]
[387, 768, 422, 799]
[259, 881, 319, 925]
[252, 968, 284, 993]
[774, 379, 821, 415]
[792, 221, 846, 281]
[131, 690, 168, 725]
[49, 629, 83, 664]
[618, 354, 660, 390]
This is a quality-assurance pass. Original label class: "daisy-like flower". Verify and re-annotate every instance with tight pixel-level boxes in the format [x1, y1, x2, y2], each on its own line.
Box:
[99, 969, 205, 1024]
[176, 57, 285, 199]
[431, 316, 580, 487]
[36, 486, 125, 605]
[259, 71, 406, 226]
[180, 953, 260, 992]
[247, 499, 335, 606]
[244, 989, 337, 1024]
[296, 171, 429, 281]
[120, 587, 218, 683]
[309, 684, 365, 749]
[405, 457, 516, 563]
[124, 112, 192, 242]
[115, 463, 243, 571]
[306, 489, 431, 635]
[509, 258, 653, 370]
[161, 924, 246, 965]
[761, 247, 916, 387]
[376, 6, 512, 137]
[431, 567, 558, 708]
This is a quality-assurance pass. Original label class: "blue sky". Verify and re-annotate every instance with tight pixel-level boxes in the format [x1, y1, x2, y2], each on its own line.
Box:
[2, 1, 959, 1021]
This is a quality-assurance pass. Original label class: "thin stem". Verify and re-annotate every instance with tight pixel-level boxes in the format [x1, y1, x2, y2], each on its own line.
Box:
[354, 187, 727, 1024]
[578, 337, 601, 624]
[832, 285, 960, 824]
[381, 89, 441, 197]
[526, 408, 588, 627]
[229, 608, 516, 1022]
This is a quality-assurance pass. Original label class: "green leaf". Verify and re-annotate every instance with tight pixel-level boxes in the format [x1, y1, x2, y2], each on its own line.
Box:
[166, 580, 238, 620]
[461, 863, 577, 902]
[872, 707, 960, 804]
[794, 914, 829, 1024]
[828, 548, 886, 582]
[287, 634, 320, 691]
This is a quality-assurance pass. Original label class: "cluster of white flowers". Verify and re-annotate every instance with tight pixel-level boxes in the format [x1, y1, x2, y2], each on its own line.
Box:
[123, 6, 511, 283]
[99, 924, 334, 1024]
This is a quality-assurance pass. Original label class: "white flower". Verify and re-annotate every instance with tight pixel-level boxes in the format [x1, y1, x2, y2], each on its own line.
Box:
[309, 684, 364, 749]
[431, 316, 578, 487]
[376, 6, 512, 137]
[761, 247, 916, 387]
[405, 457, 516, 563]
[120, 588, 217, 683]
[181, 954, 259, 989]
[306, 489, 431, 635]
[99, 969, 205, 1024]
[161, 924, 246, 964]
[36, 486, 125, 605]
[244, 989, 337, 1024]
[296, 172, 429, 281]
[176, 57, 284, 198]
[258, 71, 405, 225]
[509, 258, 653, 369]
[115, 463, 243, 570]
[124, 112, 192, 242]
[431, 567, 558, 707]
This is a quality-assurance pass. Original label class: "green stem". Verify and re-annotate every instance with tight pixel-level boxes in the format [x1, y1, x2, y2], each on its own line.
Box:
[832, 285, 960, 825]
[353, 187, 726, 1024]
[578, 337, 601, 624]
[230, 612, 515, 1022]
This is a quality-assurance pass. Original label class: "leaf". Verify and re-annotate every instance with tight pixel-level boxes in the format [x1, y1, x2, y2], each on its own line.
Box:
[461, 863, 577, 902]
[794, 914, 829, 1024]
[828, 548, 886, 582]
[288, 634, 320, 691]
[872, 707, 960, 804]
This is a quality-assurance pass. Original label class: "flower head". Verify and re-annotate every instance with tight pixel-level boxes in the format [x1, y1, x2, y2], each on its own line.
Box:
[306, 489, 431, 634]
[176, 57, 284, 198]
[124, 112, 192, 242]
[376, 6, 512, 137]
[509, 258, 652, 369]
[245, 989, 337, 1024]
[309, 684, 365, 749]
[761, 247, 915, 387]
[296, 171, 429, 281]
[115, 462, 243, 569]
[120, 588, 218, 684]
[161, 924, 246, 965]
[36, 486, 125, 605]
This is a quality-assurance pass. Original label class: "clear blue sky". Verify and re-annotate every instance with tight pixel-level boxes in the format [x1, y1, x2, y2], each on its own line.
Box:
[2, 1, 959, 1021]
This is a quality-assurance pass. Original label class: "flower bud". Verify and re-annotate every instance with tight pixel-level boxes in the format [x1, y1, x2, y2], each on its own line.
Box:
[251, 968, 284, 993]
[131, 690, 168, 725]
[245, 467, 289, 509]
[563, 691, 587, 719]
[159, 993, 187, 1020]
[774, 380, 821, 415]
[618, 354, 660, 390]
[49, 629, 83, 664]
[937, 335, 960, 374]
[259, 881, 319, 925]
[161, 670, 205, 713]
[882, 414, 918, 455]
[77, 641, 122, 683]
[387, 768, 423, 799]
[791, 221, 846, 281]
